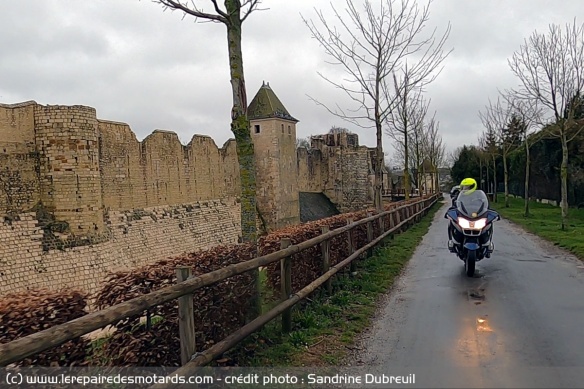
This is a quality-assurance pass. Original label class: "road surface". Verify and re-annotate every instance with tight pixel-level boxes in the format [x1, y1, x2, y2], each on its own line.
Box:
[348, 197, 584, 388]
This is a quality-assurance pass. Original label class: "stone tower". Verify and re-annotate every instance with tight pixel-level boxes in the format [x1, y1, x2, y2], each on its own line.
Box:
[248, 82, 300, 231]
[34, 104, 105, 234]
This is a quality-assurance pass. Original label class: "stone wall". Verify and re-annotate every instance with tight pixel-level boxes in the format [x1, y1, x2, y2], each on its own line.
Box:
[0, 102, 39, 214]
[0, 101, 242, 299]
[0, 100, 377, 299]
[297, 132, 374, 212]
[0, 199, 239, 303]
[98, 121, 240, 211]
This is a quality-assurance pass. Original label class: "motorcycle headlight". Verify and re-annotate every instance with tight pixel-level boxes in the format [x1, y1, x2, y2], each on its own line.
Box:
[458, 217, 487, 230]
[473, 218, 487, 229]
[458, 217, 470, 229]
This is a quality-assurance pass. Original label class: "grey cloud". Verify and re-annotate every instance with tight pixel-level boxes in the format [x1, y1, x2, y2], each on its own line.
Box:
[0, 0, 582, 159]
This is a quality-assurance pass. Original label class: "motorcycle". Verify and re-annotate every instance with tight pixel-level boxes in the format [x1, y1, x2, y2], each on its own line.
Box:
[445, 190, 500, 277]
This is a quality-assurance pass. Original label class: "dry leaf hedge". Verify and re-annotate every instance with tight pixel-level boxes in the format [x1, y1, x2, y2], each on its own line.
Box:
[267, 195, 434, 292]
[0, 289, 89, 366]
[94, 243, 257, 366]
[260, 200, 419, 292]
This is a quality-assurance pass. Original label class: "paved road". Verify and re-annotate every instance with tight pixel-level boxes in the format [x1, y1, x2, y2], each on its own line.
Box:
[350, 197, 584, 388]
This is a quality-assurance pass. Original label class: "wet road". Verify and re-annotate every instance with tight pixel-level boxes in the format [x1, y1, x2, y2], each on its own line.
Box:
[351, 197, 584, 388]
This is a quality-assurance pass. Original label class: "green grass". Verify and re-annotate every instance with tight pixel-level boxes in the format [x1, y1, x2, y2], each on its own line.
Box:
[491, 194, 584, 259]
[222, 201, 442, 367]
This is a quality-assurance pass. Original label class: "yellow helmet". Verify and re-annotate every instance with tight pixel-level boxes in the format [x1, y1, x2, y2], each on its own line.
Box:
[460, 178, 477, 194]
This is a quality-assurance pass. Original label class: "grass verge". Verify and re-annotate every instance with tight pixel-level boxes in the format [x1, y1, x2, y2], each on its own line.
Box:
[221, 200, 442, 367]
[490, 195, 584, 259]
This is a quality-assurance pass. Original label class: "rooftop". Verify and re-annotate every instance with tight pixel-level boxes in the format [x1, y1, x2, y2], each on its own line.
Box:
[247, 81, 298, 122]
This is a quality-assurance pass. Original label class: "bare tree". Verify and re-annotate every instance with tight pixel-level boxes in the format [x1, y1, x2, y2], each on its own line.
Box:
[410, 96, 432, 193]
[153, 0, 263, 318]
[296, 136, 312, 149]
[508, 19, 584, 229]
[446, 146, 463, 169]
[479, 96, 517, 207]
[423, 113, 446, 193]
[478, 126, 500, 201]
[386, 83, 428, 198]
[302, 0, 451, 210]
[476, 133, 490, 192]
[502, 92, 543, 216]
[328, 126, 354, 135]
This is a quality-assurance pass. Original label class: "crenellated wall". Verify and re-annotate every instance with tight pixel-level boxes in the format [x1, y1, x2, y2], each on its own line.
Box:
[297, 132, 375, 212]
[0, 100, 377, 299]
[98, 121, 241, 211]
[0, 101, 242, 298]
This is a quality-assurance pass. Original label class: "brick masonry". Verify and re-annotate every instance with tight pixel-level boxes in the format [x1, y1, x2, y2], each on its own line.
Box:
[0, 199, 239, 302]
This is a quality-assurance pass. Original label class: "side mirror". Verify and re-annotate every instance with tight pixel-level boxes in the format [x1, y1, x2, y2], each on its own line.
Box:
[497, 215, 501, 221]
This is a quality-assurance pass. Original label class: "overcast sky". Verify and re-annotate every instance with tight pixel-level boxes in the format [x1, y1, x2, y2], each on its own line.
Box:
[1, 0, 582, 166]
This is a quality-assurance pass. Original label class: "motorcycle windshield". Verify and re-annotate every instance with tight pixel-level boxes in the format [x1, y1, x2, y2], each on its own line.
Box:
[456, 190, 489, 218]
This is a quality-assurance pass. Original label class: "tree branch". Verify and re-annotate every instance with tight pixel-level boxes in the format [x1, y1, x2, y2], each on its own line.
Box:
[156, 0, 228, 23]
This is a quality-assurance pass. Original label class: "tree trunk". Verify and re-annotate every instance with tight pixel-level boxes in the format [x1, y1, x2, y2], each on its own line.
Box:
[524, 140, 530, 217]
[226, 7, 256, 244]
[225, 5, 259, 318]
[374, 120, 383, 211]
[560, 133, 569, 230]
[404, 134, 410, 200]
[421, 164, 426, 195]
[479, 158, 483, 191]
[492, 156, 498, 202]
[503, 153, 509, 208]
[415, 141, 421, 195]
[486, 162, 490, 194]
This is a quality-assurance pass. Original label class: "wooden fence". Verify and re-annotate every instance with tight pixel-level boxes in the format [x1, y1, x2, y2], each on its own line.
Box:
[382, 188, 422, 197]
[0, 193, 442, 379]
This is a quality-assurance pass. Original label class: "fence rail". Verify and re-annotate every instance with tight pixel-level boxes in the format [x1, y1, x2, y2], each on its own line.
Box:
[382, 189, 422, 197]
[0, 193, 442, 369]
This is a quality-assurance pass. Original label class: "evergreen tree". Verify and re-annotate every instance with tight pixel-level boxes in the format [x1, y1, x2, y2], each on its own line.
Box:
[451, 146, 481, 184]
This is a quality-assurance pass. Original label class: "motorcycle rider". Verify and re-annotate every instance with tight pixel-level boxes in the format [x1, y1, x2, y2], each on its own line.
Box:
[447, 178, 478, 251]
[449, 185, 461, 207]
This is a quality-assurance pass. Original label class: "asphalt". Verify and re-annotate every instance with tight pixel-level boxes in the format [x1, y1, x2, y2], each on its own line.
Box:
[348, 197, 584, 388]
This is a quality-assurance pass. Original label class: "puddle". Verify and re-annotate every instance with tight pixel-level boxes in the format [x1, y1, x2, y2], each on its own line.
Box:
[467, 285, 486, 301]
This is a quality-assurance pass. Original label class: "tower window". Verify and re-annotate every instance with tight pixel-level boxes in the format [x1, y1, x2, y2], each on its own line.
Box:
[254, 124, 260, 134]
[281, 124, 284, 133]
[288, 125, 291, 134]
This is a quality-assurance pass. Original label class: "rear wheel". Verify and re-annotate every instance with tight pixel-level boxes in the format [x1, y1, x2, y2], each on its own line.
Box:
[465, 250, 476, 277]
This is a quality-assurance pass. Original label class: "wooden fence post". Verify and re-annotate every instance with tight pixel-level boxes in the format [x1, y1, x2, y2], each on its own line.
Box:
[321, 226, 332, 294]
[280, 238, 292, 333]
[176, 267, 195, 366]
[378, 211, 385, 234]
[366, 213, 373, 258]
[320, 226, 333, 295]
[347, 219, 356, 275]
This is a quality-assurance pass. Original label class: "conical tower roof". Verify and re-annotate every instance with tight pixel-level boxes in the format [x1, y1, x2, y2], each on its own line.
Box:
[247, 81, 298, 122]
